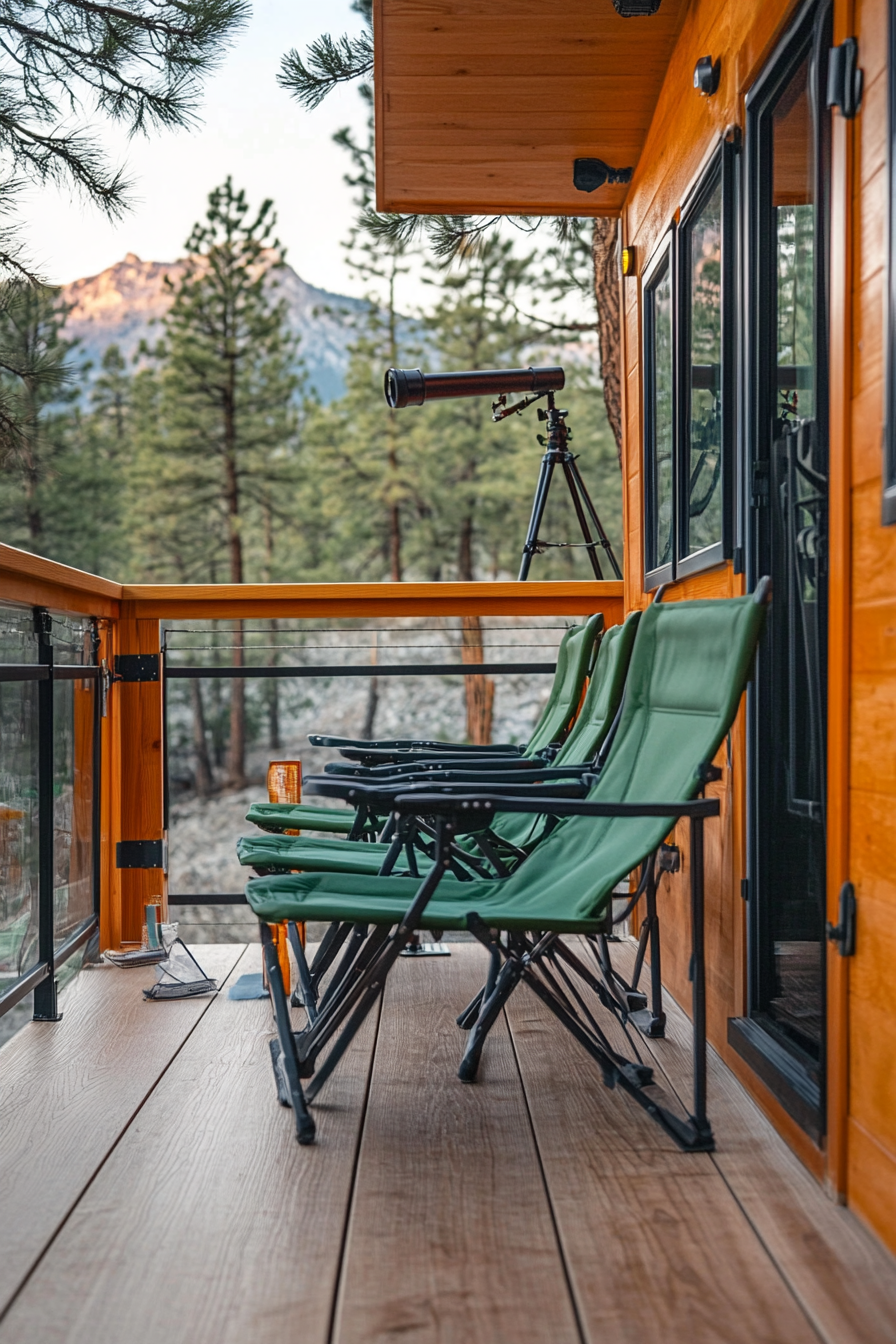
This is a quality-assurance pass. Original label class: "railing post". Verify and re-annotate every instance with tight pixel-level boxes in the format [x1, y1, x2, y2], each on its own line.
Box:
[33, 609, 60, 1021]
[113, 614, 166, 944]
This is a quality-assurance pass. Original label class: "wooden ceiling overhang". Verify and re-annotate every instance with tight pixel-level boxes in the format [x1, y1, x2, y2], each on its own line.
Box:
[373, 0, 688, 218]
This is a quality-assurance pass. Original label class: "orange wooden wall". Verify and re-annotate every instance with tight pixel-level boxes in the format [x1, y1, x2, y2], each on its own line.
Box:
[620, 0, 896, 1253]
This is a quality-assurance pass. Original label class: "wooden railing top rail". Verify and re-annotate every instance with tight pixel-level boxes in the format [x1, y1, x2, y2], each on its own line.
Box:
[0, 544, 121, 618]
[121, 580, 625, 621]
[0, 544, 625, 623]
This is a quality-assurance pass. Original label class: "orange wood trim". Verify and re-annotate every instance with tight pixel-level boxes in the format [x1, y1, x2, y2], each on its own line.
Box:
[0, 543, 121, 618]
[825, 0, 855, 1201]
[120, 580, 625, 622]
[113, 618, 166, 943]
[99, 620, 120, 954]
[725, 1047, 826, 1182]
[373, 0, 386, 214]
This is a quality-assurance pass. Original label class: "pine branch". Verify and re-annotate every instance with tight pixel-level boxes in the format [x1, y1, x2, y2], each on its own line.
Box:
[278, 30, 373, 111]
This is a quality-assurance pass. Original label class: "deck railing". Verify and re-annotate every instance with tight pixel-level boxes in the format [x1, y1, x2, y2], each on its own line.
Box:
[0, 541, 623, 1020]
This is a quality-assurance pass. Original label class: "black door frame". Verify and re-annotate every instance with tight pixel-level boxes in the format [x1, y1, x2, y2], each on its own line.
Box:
[737, 0, 833, 1139]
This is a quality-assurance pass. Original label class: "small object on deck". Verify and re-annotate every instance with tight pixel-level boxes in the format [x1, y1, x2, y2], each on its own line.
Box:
[142, 902, 162, 949]
[143, 940, 217, 1001]
[229, 973, 269, 1000]
[401, 933, 451, 958]
[103, 947, 166, 968]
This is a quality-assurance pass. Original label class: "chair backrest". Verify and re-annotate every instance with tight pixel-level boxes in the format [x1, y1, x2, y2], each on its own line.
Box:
[553, 612, 640, 767]
[526, 611, 604, 756]
[496, 590, 768, 924]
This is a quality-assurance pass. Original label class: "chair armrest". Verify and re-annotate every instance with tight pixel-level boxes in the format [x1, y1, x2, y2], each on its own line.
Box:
[324, 753, 547, 779]
[306, 776, 589, 810]
[309, 733, 520, 753]
[391, 792, 721, 821]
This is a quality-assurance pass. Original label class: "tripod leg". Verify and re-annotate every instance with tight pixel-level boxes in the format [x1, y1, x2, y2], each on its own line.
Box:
[519, 453, 557, 580]
[566, 457, 623, 579]
[561, 459, 603, 579]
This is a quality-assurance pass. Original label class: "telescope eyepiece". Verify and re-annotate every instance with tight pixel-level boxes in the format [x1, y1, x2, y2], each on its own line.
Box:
[384, 367, 426, 409]
[384, 365, 564, 409]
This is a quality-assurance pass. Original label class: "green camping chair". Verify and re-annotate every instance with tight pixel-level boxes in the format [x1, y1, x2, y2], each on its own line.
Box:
[236, 613, 640, 880]
[245, 612, 604, 838]
[309, 612, 603, 766]
[246, 584, 768, 1149]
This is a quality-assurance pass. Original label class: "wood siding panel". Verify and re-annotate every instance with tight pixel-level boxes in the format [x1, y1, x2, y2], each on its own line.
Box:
[374, 0, 689, 216]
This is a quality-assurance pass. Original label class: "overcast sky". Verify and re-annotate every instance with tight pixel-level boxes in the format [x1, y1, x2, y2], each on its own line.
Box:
[17, 1, 372, 298]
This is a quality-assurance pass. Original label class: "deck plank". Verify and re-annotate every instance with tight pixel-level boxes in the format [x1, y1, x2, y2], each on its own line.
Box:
[504, 956, 823, 1344]
[0, 943, 380, 1344]
[608, 939, 896, 1344]
[0, 943, 245, 1319]
[333, 944, 582, 1344]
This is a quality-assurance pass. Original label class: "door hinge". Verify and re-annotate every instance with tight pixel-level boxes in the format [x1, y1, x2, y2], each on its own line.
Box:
[751, 460, 769, 507]
[827, 38, 863, 119]
[115, 653, 160, 682]
[116, 839, 167, 870]
[826, 881, 856, 957]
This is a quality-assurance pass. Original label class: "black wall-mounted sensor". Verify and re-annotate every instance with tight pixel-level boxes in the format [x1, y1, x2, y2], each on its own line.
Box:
[613, 0, 662, 14]
[573, 159, 633, 193]
[693, 55, 721, 96]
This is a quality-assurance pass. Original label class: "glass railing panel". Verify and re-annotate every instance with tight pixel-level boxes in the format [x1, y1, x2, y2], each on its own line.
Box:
[0, 603, 40, 995]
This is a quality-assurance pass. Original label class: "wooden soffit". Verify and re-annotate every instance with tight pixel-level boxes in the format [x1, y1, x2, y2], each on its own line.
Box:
[374, 0, 688, 217]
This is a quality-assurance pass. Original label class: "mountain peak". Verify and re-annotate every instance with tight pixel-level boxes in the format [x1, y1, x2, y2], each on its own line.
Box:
[60, 254, 368, 401]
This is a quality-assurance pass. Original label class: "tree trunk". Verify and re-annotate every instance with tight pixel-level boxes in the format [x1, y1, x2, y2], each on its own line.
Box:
[362, 633, 379, 740]
[457, 518, 493, 744]
[592, 217, 624, 465]
[224, 362, 247, 788]
[263, 510, 281, 751]
[190, 679, 214, 796]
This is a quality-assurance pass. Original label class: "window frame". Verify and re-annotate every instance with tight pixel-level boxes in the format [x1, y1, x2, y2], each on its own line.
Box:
[675, 141, 736, 577]
[642, 228, 677, 590]
[884, 0, 896, 523]
[641, 138, 737, 589]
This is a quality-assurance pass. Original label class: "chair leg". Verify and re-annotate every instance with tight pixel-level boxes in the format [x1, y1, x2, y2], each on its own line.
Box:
[458, 954, 523, 1083]
[260, 922, 315, 1145]
[456, 942, 501, 1029]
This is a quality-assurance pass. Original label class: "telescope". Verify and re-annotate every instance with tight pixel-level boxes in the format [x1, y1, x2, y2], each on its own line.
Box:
[384, 365, 564, 409]
[382, 364, 621, 582]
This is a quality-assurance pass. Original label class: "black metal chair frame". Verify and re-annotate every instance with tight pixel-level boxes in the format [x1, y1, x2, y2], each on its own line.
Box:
[258, 791, 719, 1152]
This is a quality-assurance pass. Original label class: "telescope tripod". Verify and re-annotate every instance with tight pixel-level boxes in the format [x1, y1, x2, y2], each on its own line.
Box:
[512, 392, 622, 581]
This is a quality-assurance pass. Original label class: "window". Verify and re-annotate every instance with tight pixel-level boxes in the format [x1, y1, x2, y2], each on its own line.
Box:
[642, 141, 736, 587]
[643, 238, 675, 584]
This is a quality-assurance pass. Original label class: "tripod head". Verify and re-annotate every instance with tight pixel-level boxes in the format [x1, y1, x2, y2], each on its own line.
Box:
[382, 362, 621, 581]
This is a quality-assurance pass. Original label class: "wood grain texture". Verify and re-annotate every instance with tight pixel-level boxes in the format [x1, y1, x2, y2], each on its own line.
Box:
[115, 617, 166, 940]
[505, 970, 823, 1344]
[374, 0, 688, 216]
[0, 945, 245, 1319]
[0, 943, 379, 1344]
[0, 543, 120, 618]
[332, 945, 580, 1344]
[121, 580, 624, 622]
[609, 939, 896, 1344]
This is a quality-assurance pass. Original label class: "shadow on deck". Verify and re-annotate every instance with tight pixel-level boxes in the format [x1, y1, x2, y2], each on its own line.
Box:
[1, 941, 895, 1344]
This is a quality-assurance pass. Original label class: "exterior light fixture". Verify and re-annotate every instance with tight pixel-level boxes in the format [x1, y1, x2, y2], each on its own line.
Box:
[613, 0, 662, 14]
[621, 246, 637, 277]
[694, 55, 721, 96]
[573, 159, 633, 193]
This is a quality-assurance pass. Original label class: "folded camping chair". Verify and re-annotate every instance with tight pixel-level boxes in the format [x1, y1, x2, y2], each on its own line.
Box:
[236, 613, 640, 880]
[307, 613, 602, 765]
[246, 583, 768, 1147]
[245, 611, 604, 837]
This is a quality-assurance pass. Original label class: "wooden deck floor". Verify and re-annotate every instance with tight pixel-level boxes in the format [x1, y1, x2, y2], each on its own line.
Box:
[1, 941, 895, 1344]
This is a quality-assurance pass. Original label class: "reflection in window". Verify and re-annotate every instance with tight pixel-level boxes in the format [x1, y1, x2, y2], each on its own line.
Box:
[773, 58, 815, 426]
[0, 605, 40, 984]
[687, 180, 723, 555]
[647, 259, 674, 573]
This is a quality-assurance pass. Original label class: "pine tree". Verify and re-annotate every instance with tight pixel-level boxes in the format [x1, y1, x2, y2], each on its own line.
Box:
[0, 281, 77, 551]
[142, 178, 302, 787]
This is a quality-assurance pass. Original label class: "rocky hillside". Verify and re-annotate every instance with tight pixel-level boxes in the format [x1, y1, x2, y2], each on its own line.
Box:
[61, 253, 369, 402]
